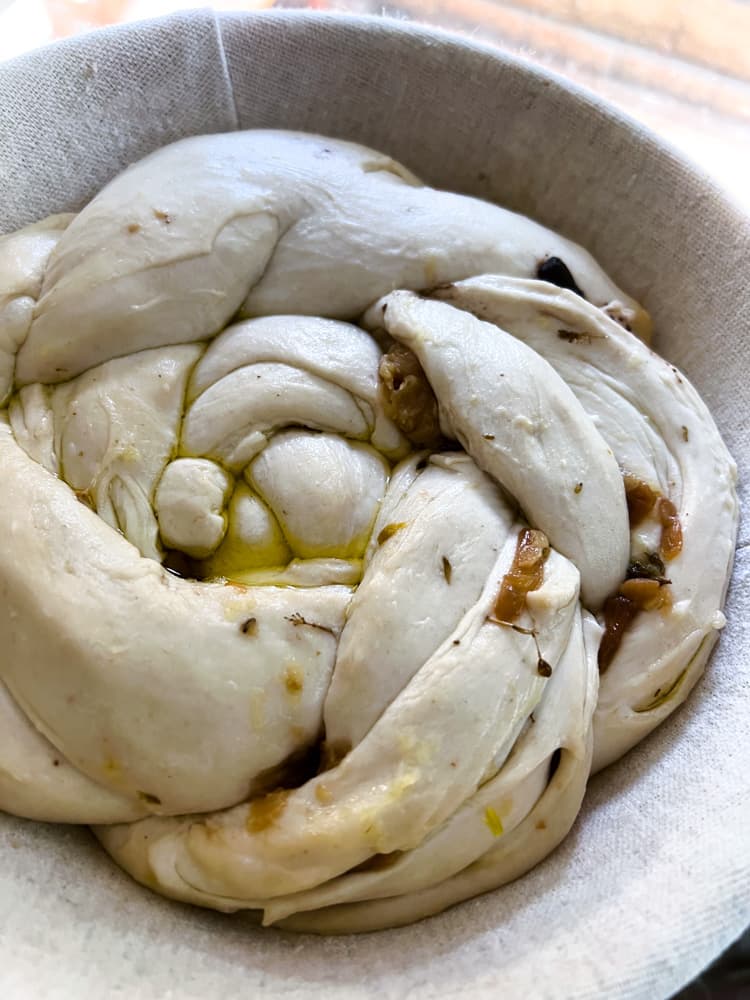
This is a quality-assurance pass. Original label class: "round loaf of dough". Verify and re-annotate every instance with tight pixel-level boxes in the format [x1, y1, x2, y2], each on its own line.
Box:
[0, 130, 736, 932]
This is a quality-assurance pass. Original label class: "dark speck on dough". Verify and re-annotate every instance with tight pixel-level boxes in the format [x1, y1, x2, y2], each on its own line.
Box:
[537, 658, 552, 677]
[536, 256, 585, 298]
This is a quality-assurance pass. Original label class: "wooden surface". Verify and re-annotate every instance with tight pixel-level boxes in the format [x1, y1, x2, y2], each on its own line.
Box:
[492, 0, 750, 81]
[378, 0, 750, 208]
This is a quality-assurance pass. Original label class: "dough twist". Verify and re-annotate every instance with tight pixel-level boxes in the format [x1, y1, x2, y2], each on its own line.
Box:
[0, 131, 736, 931]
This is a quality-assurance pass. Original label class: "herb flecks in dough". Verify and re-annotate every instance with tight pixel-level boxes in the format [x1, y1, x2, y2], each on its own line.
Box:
[484, 806, 504, 837]
[285, 613, 335, 635]
[137, 791, 162, 805]
[627, 551, 668, 583]
[557, 329, 599, 344]
[240, 617, 258, 636]
[635, 668, 688, 713]
[377, 521, 407, 546]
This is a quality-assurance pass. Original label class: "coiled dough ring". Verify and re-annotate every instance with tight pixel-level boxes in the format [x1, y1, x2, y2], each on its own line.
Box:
[0, 131, 737, 932]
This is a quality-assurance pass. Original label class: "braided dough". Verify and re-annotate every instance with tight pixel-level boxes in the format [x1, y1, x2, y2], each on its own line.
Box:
[0, 131, 737, 932]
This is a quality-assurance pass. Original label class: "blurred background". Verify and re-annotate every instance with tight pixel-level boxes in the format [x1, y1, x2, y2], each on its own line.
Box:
[0, 0, 749, 211]
[0, 1, 748, 995]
